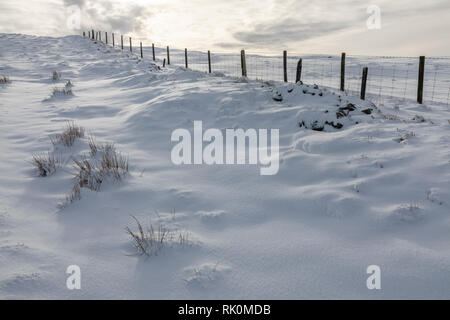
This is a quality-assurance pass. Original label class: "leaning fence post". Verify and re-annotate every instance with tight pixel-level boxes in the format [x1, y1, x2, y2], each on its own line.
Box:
[360, 67, 368, 100]
[121, 35, 123, 50]
[112, 33, 114, 47]
[340, 52, 346, 91]
[152, 43, 155, 61]
[295, 59, 302, 83]
[140, 42, 143, 58]
[167, 46, 170, 65]
[417, 56, 425, 104]
[129, 37, 132, 52]
[105, 32, 108, 44]
[208, 50, 212, 73]
[283, 50, 288, 82]
[163, 58, 166, 68]
[241, 50, 247, 77]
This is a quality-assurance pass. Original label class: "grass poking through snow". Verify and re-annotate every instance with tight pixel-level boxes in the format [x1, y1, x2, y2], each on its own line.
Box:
[51, 121, 85, 147]
[52, 70, 61, 80]
[126, 215, 190, 258]
[0, 75, 11, 84]
[72, 143, 128, 192]
[51, 87, 73, 97]
[30, 152, 62, 177]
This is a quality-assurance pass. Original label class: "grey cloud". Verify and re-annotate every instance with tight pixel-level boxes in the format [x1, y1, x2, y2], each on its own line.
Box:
[232, 19, 352, 47]
[62, 0, 152, 35]
[62, 0, 86, 7]
[380, 0, 450, 18]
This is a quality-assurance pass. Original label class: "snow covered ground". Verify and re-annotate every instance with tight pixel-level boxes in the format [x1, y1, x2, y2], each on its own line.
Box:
[1, 33, 450, 299]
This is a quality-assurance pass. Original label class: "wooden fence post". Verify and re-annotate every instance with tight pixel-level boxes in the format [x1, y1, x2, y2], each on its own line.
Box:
[283, 50, 288, 82]
[140, 42, 143, 58]
[360, 67, 368, 100]
[112, 33, 114, 47]
[296, 59, 302, 83]
[91, 29, 94, 40]
[417, 56, 425, 104]
[152, 43, 155, 61]
[163, 58, 166, 68]
[129, 37, 132, 52]
[121, 35, 123, 50]
[241, 50, 247, 77]
[208, 50, 212, 73]
[99, 31, 101, 42]
[340, 52, 346, 91]
[105, 32, 108, 44]
[185, 48, 188, 68]
[83, 31, 85, 37]
[167, 46, 170, 65]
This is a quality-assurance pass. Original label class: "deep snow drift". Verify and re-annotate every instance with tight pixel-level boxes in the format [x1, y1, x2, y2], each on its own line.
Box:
[0, 34, 450, 299]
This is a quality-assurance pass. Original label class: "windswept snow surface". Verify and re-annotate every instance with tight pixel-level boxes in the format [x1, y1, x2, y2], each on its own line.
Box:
[1, 34, 450, 299]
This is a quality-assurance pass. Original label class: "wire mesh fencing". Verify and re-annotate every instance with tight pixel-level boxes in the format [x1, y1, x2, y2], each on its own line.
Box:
[86, 30, 450, 108]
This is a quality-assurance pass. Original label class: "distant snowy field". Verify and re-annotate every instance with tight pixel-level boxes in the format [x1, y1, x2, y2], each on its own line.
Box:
[1, 33, 450, 299]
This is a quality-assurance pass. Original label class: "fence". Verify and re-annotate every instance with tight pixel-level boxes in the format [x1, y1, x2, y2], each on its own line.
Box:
[84, 30, 450, 108]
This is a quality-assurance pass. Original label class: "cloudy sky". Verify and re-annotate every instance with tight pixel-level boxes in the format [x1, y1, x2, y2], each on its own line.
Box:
[1, 0, 449, 56]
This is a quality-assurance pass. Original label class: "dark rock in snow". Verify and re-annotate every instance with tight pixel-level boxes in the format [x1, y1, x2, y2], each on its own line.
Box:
[336, 103, 357, 118]
[325, 121, 343, 129]
[272, 91, 283, 102]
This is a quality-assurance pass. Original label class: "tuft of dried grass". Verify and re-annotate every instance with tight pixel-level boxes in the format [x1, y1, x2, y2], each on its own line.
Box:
[73, 157, 104, 191]
[66, 184, 81, 203]
[73, 147, 128, 192]
[52, 71, 61, 80]
[87, 135, 99, 156]
[51, 121, 85, 147]
[0, 75, 11, 84]
[100, 147, 129, 180]
[125, 215, 190, 258]
[395, 131, 415, 143]
[30, 152, 61, 177]
[88, 135, 115, 157]
[51, 87, 73, 97]
[65, 80, 73, 88]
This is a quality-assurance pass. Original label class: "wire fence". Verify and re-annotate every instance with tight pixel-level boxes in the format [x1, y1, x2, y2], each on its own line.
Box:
[85, 30, 450, 108]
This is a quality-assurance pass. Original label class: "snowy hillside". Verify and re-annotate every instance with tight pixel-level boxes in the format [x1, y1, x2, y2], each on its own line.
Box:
[0, 33, 450, 299]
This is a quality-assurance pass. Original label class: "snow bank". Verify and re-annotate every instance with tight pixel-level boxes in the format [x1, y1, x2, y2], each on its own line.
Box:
[0, 33, 450, 299]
